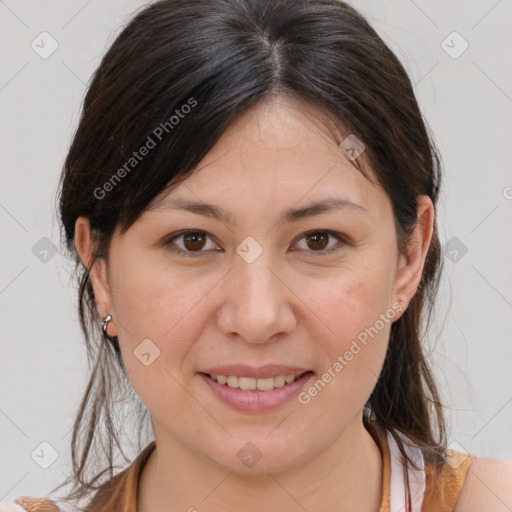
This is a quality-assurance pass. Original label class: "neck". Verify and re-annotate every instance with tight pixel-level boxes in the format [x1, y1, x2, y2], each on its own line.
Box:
[138, 417, 383, 512]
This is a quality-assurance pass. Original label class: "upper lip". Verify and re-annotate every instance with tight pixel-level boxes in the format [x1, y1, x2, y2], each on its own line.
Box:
[199, 365, 312, 379]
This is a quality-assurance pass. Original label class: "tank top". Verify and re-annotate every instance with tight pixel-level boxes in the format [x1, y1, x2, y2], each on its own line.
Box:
[0, 422, 477, 512]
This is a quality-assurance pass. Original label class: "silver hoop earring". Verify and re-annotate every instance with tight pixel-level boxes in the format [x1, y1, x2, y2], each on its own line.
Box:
[364, 403, 376, 421]
[102, 314, 113, 336]
[101, 314, 122, 364]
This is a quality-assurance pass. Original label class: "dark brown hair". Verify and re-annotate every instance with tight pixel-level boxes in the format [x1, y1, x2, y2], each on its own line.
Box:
[52, 0, 448, 506]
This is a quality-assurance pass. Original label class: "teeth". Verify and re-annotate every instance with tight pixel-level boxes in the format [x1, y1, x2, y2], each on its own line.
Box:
[208, 373, 303, 391]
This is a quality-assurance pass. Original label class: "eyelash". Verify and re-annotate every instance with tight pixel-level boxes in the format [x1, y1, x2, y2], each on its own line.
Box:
[164, 229, 349, 258]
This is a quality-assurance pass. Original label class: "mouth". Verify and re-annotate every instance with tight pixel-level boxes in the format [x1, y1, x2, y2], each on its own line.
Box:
[198, 370, 315, 413]
[200, 371, 313, 392]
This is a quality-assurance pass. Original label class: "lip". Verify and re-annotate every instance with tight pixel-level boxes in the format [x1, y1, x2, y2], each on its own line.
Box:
[199, 364, 311, 379]
[198, 370, 315, 413]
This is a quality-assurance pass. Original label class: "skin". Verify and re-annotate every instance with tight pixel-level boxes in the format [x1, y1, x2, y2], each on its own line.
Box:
[454, 458, 512, 511]
[75, 94, 435, 511]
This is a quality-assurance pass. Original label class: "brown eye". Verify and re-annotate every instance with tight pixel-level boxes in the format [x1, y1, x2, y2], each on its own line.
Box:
[305, 232, 329, 251]
[182, 231, 207, 251]
[167, 230, 218, 256]
[294, 230, 346, 255]
[165, 229, 347, 258]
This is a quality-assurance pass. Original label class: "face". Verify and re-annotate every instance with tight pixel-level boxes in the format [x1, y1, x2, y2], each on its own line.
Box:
[76, 95, 432, 475]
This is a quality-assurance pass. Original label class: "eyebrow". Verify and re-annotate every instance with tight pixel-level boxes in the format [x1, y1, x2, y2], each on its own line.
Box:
[152, 196, 368, 226]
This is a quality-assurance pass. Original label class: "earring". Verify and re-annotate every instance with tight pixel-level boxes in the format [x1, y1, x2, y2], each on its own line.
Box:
[102, 314, 113, 337]
[363, 403, 376, 421]
[101, 314, 122, 363]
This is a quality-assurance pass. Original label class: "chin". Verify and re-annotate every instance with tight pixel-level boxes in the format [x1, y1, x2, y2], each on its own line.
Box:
[200, 437, 311, 476]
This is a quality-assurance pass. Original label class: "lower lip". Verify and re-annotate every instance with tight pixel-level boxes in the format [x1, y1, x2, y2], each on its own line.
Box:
[198, 372, 315, 413]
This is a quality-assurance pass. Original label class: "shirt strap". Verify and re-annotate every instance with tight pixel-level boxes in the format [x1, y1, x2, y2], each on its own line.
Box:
[13, 497, 60, 512]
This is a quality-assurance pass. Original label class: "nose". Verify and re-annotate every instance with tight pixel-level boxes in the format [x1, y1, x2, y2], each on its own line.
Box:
[216, 247, 297, 344]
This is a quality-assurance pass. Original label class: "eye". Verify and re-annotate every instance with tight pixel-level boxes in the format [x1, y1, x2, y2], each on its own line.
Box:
[293, 230, 347, 255]
[164, 229, 347, 257]
[165, 230, 219, 257]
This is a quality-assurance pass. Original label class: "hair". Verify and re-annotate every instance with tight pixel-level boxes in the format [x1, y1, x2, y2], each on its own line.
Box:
[52, 0, 448, 507]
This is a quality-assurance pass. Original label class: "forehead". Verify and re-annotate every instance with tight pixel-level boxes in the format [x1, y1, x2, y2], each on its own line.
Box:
[147, 96, 386, 222]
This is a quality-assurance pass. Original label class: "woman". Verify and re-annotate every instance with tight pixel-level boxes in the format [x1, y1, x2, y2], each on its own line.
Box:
[2, 0, 511, 510]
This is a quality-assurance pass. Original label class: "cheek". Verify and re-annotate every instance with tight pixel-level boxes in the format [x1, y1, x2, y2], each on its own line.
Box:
[301, 258, 393, 342]
[110, 258, 219, 358]
[298, 262, 393, 407]
[109, 263, 218, 418]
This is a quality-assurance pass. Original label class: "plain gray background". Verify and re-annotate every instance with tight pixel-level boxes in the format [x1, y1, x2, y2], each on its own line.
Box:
[1, 0, 511, 499]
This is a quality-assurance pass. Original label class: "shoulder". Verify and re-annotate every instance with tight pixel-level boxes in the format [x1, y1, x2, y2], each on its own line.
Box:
[454, 457, 512, 511]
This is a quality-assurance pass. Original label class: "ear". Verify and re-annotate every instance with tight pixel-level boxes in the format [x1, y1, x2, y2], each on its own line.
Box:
[392, 195, 435, 314]
[74, 216, 119, 337]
